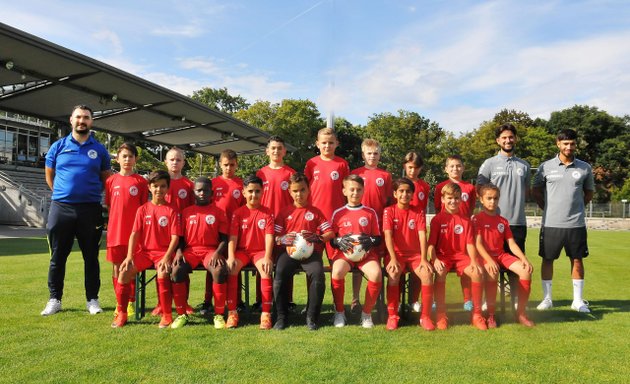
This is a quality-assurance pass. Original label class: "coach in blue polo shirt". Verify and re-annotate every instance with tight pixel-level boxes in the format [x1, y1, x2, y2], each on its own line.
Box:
[41, 105, 112, 316]
[532, 128, 594, 314]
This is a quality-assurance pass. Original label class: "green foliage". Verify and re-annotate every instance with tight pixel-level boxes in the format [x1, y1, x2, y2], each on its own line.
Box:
[190, 86, 250, 114]
[611, 177, 630, 201]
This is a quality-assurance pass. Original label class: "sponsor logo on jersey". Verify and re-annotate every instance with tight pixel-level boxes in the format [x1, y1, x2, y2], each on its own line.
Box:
[497, 223, 505, 233]
[359, 216, 369, 227]
[232, 189, 241, 199]
[572, 171, 581, 179]
[305, 211, 314, 221]
[376, 178, 384, 187]
[462, 192, 469, 202]
[408, 219, 416, 230]
[454, 224, 464, 234]
[87, 149, 98, 159]
[419, 192, 425, 200]
[516, 168, 524, 176]
[129, 186, 138, 196]
[281, 181, 289, 191]
[178, 189, 187, 199]
[330, 171, 340, 181]
[158, 216, 169, 227]
[257, 219, 266, 229]
[206, 215, 216, 225]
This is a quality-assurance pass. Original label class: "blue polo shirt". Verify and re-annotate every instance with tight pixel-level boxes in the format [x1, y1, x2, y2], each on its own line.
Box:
[46, 134, 111, 204]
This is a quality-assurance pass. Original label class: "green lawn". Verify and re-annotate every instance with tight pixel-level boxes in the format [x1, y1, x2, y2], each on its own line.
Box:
[0, 229, 628, 383]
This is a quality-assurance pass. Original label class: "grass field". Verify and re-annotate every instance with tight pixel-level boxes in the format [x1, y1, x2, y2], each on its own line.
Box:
[0, 229, 628, 383]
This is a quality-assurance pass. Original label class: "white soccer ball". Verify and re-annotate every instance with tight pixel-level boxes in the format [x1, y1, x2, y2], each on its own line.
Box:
[286, 233, 315, 260]
[343, 234, 367, 262]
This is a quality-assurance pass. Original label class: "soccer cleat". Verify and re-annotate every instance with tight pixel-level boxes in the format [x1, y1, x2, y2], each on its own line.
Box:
[236, 301, 246, 313]
[472, 314, 488, 330]
[419, 316, 435, 331]
[571, 300, 590, 313]
[463, 300, 473, 312]
[226, 311, 239, 329]
[111, 312, 128, 328]
[360, 312, 374, 329]
[350, 299, 362, 315]
[260, 312, 272, 330]
[213, 314, 226, 329]
[333, 311, 347, 328]
[481, 301, 488, 312]
[288, 302, 297, 312]
[386, 315, 400, 330]
[127, 302, 136, 317]
[306, 316, 318, 331]
[251, 301, 262, 313]
[158, 317, 172, 329]
[199, 301, 214, 316]
[486, 315, 497, 329]
[151, 305, 163, 316]
[170, 314, 189, 329]
[536, 298, 553, 311]
[517, 313, 535, 327]
[411, 301, 421, 313]
[86, 299, 103, 315]
[41, 299, 62, 316]
[273, 317, 287, 330]
[436, 314, 449, 330]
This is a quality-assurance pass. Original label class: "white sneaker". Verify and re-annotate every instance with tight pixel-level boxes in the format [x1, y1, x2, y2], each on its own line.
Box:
[41, 299, 62, 316]
[571, 300, 590, 313]
[360, 312, 374, 329]
[481, 301, 488, 312]
[411, 301, 421, 313]
[86, 299, 103, 315]
[536, 298, 553, 311]
[333, 311, 346, 328]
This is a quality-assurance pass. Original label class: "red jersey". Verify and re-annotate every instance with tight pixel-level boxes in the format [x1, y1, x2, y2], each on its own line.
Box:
[428, 211, 474, 259]
[165, 176, 195, 212]
[434, 180, 477, 217]
[132, 202, 181, 252]
[382, 204, 426, 257]
[351, 166, 392, 220]
[274, 205, 333, 252]
[330, 204, 381, 259]
[212, 176, 244, 220]
[410, 178, 430, 214]
[181, 204, 229, 253]
[304, 156, 349, 220]
[105, 173, 148, 247]
[229, 205, 274, 252]
[472, 211, 513, 257]
[257, 164, 296, 218]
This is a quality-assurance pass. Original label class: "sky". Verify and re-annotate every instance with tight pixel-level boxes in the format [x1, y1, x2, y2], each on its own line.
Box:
[2, 0, 630, 134]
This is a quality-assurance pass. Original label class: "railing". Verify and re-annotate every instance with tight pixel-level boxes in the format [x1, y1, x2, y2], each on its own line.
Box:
[0, 172, 48, 214]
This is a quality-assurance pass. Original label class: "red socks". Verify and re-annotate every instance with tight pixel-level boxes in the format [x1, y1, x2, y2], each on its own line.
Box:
[421, 284, 434, 319]
[363, 280, 382, 314]
[461, 275, 471, 302]
[485, 280, 498, 315]
[331, 278, 345, 312]
[261, 278, 273, 313]
[213, 282, 226, 315]
[471, 281, 483, 315]
[518, 279, 531, 315]
[387, 284, 399, 317]
[172, 281, 188, 315]
[115, 281, 131, 313]
[157, 278, 172, 321]
[435, 281, 446, 315]
[227, 274, 239, 311]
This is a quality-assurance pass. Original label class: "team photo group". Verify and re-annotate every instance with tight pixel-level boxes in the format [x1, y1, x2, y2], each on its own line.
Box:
[40, 104, 595, 332]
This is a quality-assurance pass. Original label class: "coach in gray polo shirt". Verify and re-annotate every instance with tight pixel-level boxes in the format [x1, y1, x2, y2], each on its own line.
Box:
[532, 128, 594, 313]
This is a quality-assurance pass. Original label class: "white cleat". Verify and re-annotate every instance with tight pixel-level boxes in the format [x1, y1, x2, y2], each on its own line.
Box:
[571, 300, 590, 313]
[360, 312, 374, 329]
[41, 299, 62, 316]
[333, 311, 347, 328]
[536, 298, 553, 311]
[411, 301, 421, 313]
[86, 299, 103, 315]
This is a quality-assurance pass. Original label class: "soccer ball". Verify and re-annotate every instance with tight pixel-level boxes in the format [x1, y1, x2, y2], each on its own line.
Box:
[343, 234, 367, 262]
[286, 233, 315, 260]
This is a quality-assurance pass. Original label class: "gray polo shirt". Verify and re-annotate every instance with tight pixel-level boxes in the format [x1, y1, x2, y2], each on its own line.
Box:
[533, 155, 594, 228]
[477, 153, 530, 226]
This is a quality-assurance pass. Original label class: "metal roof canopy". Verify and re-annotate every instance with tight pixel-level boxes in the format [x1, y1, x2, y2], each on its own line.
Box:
[0, 22, 289, 156]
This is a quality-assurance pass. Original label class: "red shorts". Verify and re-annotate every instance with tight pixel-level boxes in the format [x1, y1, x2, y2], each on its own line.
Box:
[331, 251, 379, 269]
[235, 249, 268, 267]
[385, 253, 423, 273]
[133, 250, 166, 272]
[436, 253, 471, 276]
[183, 247, 218, 269]
[484, 252, 519, 270]
[107, 245, 127, 264]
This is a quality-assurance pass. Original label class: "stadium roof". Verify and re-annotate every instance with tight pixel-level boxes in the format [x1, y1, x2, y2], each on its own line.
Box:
[0, 22, 288, 156]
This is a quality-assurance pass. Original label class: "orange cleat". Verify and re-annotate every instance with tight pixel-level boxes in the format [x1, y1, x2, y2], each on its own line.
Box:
[486, 315, 497, 329]
[260, 312, 272, 330]
[472, 314, 488, 330]
[517, 313, 535, 327]
[386, 315, 400, 331]
[226, 310, 239, 329]
[419, 316, 435, 331]
[158, 316, 172, 329]
[111, 312, 128, 328]
[436, 314, 449, 330]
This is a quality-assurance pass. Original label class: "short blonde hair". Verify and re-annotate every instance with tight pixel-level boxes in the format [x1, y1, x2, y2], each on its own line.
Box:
[441, 182, 462, 197]
[361, 138, 380, 153]
[317, 127, 337, 140]
[166, 146, 185, 160]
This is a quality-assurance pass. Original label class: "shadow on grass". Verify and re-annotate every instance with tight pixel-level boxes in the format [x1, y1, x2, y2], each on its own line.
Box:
[0, 237, 49, 256]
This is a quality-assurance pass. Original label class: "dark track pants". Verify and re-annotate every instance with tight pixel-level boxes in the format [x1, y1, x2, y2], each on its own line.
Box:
[46, 201, 103, 301]
[273, 251, 325, 321]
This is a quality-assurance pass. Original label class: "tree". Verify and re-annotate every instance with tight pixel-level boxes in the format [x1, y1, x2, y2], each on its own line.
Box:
[190, 87, 250, 114]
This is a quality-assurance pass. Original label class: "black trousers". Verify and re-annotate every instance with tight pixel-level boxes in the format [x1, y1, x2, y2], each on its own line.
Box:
[46, 201, 103, 301]
[273, 251, 325, 320]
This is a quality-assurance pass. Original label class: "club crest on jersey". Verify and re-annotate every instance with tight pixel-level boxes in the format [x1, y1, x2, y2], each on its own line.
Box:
[408, 219, 416, 230]
[497, 223, 505, 233]
[232, 189, 241, 199]
[129, 186, 138, 196]
[454, 224, 464, 234]
[305, 211, 315, 221]
[418, 192, 425, 200]
[280, 181, 289, 191]
[257, 219, 266, 229]
[516, 168, 524, 176]
[572, 171, 581, 179]
[206, 215, 216, 225]
[359, 216, 369, 227]
[376, 178, 384, 187]
[87, 149, 98, 159]
[178, 189, 188, 199]
[158, 216, 169, 227]
[330, 171, 340, 181]
[461, 193, 469, 202]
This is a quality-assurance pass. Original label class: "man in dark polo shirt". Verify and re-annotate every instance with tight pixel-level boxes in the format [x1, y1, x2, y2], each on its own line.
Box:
[532, 128, 594, 313]
[41, 105, 111, 316]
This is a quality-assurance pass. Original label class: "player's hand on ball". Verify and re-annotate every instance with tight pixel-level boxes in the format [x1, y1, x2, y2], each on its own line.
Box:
[332, 234, 353, 252]
[301, 230, 322, 243]
[357, 233, 378, 252]
[277, 232, 297, 246]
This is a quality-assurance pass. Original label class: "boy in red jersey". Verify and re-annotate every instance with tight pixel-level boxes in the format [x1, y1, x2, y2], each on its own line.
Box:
[428, 182, 486, 330]
[383, 178, 434, 331]
[402, 151, 431, 313]
[434, 154, 477, 311]
[170, 177, 229, 329]
[225, 175, 275, 329]
[350, 139, 392, 313]
[273, 173, 334, 330]
[105, 143, 148, 318]
[113, 170, 180, 328]
[473, 184, 534, 328]
[329, 175, 382, 328]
